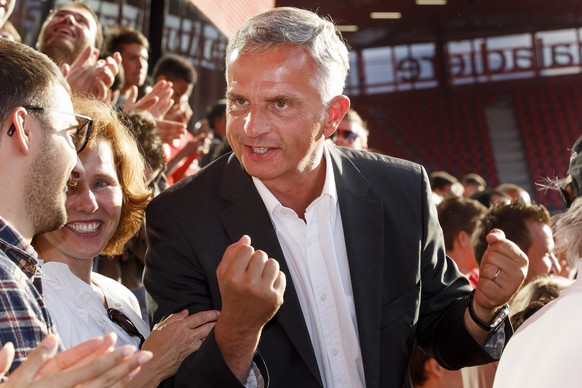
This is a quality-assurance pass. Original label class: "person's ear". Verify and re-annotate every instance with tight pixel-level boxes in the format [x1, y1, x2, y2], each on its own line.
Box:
[457, 230, 474, 250]
[424, 357, 445, 378]
[7, 108, 31, 154]
[323, 95, 350, 138]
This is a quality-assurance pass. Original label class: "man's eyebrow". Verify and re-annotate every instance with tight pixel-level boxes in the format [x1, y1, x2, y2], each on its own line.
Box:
[265, 95, 301, 104]
[225, 92, 301, 104]
[54, 9, 90, 24]
[93, 172, 119, 182]
[226, 91, 245, 100]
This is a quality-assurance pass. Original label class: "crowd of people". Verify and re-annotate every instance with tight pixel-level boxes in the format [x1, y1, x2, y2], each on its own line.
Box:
[0, 2, 581, 387]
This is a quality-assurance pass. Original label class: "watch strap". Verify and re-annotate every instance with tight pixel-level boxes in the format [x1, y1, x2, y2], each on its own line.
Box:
[467, 289, 509, 333]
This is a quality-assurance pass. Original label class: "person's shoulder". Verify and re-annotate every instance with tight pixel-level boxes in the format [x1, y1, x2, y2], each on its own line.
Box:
[91, 272, 141, 309]
[152, 153, 232, 204]
[92, 272, 132, 295]
[333, 146, 423, 174]
[331, 147, 429, 198]
[0, 251, 17, 274]
[0, 253, 40, 311]
[0, 251, 30, 285]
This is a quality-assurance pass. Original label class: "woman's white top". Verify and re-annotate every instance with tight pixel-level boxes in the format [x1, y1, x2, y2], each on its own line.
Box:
[41, 261, 150, 349]
[494, 259, 582, 387]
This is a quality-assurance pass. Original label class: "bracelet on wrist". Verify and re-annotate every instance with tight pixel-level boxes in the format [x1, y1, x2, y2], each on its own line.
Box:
[467, 289, 509, 333]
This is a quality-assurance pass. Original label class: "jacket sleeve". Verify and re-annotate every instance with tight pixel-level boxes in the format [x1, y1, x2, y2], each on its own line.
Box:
[144, 191, 268, 387]
[413, 166, 512, 368]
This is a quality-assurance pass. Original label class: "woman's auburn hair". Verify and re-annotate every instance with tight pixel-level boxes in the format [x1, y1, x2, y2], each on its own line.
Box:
[74, 97, 152, 256]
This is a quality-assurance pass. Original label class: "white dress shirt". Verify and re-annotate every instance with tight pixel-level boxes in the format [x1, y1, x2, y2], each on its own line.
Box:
[40, 261, 150, 349]
[253, 144, 365, 388]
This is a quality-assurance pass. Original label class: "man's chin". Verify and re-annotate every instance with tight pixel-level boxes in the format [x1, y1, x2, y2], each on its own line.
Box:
[39, 39, 80, 65]
[34, 212, 66, 237]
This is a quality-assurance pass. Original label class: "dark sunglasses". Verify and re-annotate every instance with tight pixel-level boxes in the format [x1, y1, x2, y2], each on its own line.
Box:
[7, 105, 93, 153]
[560, 181, 577, 209]
[107, 308, 145, 348]
[331, 129, 359, 142]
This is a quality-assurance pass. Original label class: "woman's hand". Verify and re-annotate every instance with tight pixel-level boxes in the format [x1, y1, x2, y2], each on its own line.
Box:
[133, 309, 220, 387]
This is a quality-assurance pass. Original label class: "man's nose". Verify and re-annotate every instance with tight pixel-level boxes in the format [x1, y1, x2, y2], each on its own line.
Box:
[243, 105, 270, 136]
[60, 13, 77, 26]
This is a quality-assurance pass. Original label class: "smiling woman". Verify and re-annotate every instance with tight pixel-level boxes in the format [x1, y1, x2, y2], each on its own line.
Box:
[33, 96, 152, 347]
[32, 97, 219, 387]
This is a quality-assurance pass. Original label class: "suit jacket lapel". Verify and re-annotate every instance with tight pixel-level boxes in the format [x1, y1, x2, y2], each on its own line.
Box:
[217, 155, 323, 386]
[330, 147, 384, 388]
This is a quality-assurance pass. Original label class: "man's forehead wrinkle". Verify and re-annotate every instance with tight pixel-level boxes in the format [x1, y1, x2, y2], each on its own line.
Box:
[229, 75, 296, 100]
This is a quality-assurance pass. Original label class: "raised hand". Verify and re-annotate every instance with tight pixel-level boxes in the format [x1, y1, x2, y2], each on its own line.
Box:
[475, 229, 528, 311]
[122, 80, 174, 120]
[155, 118, 187, 144]
[214, 235, 286, 383]
[0, 333, 152, 387]
[466, 229, 528, 342]
[133, 309, 220, 387]
[63, 47, 121, 101]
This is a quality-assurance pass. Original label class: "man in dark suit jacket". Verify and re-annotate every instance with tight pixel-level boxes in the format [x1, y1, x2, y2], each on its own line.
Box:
[144, 7, 527, 387]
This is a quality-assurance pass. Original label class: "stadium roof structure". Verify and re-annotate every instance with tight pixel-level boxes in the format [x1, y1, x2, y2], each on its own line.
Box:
[278, 0, 582, 50]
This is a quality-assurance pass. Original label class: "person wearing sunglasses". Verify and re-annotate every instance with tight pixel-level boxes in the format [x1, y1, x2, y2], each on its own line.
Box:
[33, 97, 219, 387]
[330, 107, 369, 150]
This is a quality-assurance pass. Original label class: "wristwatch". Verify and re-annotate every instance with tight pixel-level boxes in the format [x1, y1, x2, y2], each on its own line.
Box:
[467, 289, 510, 333]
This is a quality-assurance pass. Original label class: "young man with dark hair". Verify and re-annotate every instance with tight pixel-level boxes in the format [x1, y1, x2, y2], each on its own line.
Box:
[437, 196, 487, 286]
[472, 201, 561, 283]
[430, 170, 463, 204]
[462, 173, 487, 198]
[0, 38, 150, 382]
[103, 25, 150, 99]
[151, 54, 198, 125]
[151, 54, 209, 184]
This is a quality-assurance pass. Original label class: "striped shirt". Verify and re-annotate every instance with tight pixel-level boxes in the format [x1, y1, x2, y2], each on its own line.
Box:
[0, 217, 59, 373]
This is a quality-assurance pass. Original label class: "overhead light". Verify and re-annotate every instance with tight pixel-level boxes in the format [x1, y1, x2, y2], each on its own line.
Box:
[370, 12, 402, 19]
[416, 0, 447, 4]
[336, 25, 359, 32]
